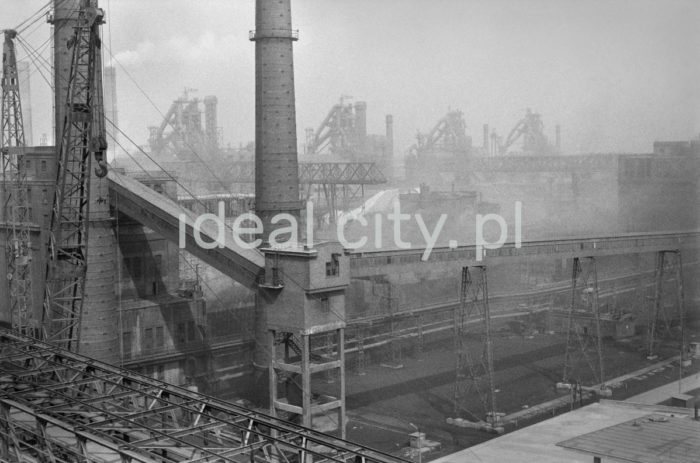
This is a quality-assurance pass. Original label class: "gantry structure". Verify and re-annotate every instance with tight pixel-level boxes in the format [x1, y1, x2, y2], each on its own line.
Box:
[0, 328, 405, 463]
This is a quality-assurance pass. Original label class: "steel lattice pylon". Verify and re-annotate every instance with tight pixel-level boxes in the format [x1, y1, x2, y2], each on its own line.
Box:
[452, 266, 496, 423]
[561, 257, 605, 387]
[42, 3, 107, 350]
[647, 250, 685, 359]
[0, 328, 402, 463]
[1, 30, 33, 335]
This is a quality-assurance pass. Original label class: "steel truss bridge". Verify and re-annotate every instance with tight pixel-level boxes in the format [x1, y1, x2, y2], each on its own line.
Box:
[0, 329, 405, 463]
[225, 162, 387, 185]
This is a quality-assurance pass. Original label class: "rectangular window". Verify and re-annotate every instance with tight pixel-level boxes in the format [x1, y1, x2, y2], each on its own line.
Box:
[154, 254, 163, 275]
[176, 322, 186, 344]
[155, 326, 164, 347]
[326, 253, 340, 277]
[187, 321, 196, 341]
[40, 160, 47, 172]
[122, 332, 132, 359]
[144, 327, 153, 350]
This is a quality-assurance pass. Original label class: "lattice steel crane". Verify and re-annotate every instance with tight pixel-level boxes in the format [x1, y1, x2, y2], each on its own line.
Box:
[42, 1, 108, 350]
[1, 29, 33, 334]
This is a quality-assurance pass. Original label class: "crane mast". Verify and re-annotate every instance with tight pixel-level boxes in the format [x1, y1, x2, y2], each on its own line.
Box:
[42, 2, 107, 350]
[2, 29, 33, 334]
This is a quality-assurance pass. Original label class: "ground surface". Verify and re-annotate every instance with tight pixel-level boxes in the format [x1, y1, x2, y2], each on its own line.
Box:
[325, 328, 700, 459]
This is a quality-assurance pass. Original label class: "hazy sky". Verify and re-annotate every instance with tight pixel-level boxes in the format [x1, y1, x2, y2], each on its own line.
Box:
[5, 0, 700, 156]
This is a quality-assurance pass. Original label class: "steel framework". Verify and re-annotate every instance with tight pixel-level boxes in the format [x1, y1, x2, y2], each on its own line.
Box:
[0, 329, 401, 463]
[561, 257, 605, 387]
[647, 250, 685, 359]
[1, 30, 33, 335]
[452, 266, 496, 423]
[224, 161, 386, 185]
[305, 97, 360, 157]
[409, 110, 469, 158]
[42, 3, 107, 350]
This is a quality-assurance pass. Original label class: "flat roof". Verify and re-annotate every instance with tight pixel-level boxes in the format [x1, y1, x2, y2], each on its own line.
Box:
[430, 401, 692, 463]
[557, 413, 700, 463]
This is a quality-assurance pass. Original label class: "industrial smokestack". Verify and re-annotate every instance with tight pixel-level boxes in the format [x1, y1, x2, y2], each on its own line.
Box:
[556, 124, 561, 153]
[354, 101, 367, 151]
[204, 95, 219, 151]
[386, 115, 393, 157]
[251, 0, 301, 244]
[385, 114, 394, 180]
[483, 124, 489, 154]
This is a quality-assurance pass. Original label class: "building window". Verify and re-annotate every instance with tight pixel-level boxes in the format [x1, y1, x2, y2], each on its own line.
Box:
[187, 321, 196, 342]
[144, 327, 153, 350]
[320, 297, 329, 311]
[122, 331, 132, 359]
[326, 253, 340, 277]
[176, 322, 186, 344]
[40, 160, 47, 172]
[154, 254, 163, 276]
[155, 326, 164, 347]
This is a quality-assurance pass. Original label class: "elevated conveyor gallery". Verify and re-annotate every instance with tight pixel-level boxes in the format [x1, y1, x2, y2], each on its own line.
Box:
[108, 169, 265, 289]
[108, 169, 700, 283]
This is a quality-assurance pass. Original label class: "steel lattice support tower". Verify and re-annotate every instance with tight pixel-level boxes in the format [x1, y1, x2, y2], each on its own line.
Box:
[42, 4, 107, 350]
[453, 266, 497, 424]
[1, 30, 33, 335]
[561, 257, 605, 387]
[647, 250, 685, 360]
[1, 31, 25, 148]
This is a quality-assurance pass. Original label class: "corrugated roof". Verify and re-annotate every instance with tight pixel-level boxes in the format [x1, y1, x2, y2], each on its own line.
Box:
[557, 414, 700, 463]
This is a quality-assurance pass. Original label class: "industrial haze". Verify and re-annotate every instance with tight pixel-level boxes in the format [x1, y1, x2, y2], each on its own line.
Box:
[4, 0, 699, 157]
